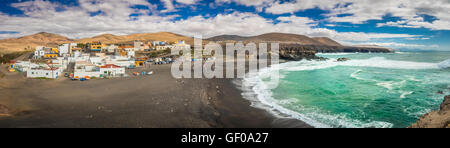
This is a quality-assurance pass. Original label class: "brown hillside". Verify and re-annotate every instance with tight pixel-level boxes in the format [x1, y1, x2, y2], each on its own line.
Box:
[0, 32, 73, 53]
[207, 33, 335, 46]
[248, 33, 325, 45]
[0, 32, 195, 53]
[76, 32, 195, 45]
[312, 37, 342, 46]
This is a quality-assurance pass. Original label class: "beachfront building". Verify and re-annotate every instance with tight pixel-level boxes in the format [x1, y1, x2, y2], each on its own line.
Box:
[27, 67, 61, 79]
[15, 61, 39, 72]
[106, 56, 135, 68]
[74, 61, 101, 78]
[99, 64, 125, 77]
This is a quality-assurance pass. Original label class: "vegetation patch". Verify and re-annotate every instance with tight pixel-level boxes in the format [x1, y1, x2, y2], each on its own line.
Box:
[0, 51, 29, 64]
[33, 77, 52, 80]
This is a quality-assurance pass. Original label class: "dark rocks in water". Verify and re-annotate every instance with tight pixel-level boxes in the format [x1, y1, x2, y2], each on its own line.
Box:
[410, 95, 450, 128]
[337, 58, 350, 62]
[437, 90, 444, 94]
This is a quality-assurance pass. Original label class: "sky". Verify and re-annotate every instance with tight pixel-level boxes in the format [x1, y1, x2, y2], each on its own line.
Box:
[0, 0, 449, 50]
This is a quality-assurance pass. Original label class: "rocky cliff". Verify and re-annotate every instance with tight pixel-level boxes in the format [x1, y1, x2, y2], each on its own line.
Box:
[279, 44, 323, 61]
[308, 45, 392, 53]
[410, 95, 450, 128]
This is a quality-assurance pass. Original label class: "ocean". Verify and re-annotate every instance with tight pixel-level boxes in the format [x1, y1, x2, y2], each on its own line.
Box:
[240, 51, 450, 128]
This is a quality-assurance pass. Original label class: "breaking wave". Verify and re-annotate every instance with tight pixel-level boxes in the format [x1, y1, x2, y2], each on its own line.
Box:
[438, 59, 450, 69]
[283, 57, 443, 71]
[238, 57, 449, 128]
[239, 68, 393, 128]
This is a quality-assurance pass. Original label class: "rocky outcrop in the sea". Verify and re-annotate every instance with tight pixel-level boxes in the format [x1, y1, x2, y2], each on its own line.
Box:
[409, 95, 450, 128]
[337, 58, 350, 62]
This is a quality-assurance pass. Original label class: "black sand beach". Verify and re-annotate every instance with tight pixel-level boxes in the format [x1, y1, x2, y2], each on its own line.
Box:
[0, 64, 311, 128]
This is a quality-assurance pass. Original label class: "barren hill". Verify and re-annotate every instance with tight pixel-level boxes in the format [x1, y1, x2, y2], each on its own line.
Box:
[312, 37, 342, 46]
[207, 35, 249, 42]
[0, 32, 73, 53]
[208, 32, 393, 54]
[0, 32, 195, 53]
[76, 32, 194, 45]
[207, 33, 331, 46]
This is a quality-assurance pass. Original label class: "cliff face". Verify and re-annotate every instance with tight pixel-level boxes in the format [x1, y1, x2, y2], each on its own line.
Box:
[410, 95, 450, 128]
[309, 45, 392, 53]
[279, 44, 322, 61]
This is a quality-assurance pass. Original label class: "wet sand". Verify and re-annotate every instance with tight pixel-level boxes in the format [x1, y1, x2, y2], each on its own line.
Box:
[0, 64, 311, 128]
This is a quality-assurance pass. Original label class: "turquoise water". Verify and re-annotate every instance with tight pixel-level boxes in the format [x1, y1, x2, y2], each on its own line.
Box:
[242, 51, 450, 128]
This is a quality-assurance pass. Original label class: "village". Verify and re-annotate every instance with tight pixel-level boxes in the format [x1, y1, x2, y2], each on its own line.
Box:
[7, 40, 191, 80]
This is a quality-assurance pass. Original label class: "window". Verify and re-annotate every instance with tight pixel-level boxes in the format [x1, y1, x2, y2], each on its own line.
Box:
[46, 73, 48, 76]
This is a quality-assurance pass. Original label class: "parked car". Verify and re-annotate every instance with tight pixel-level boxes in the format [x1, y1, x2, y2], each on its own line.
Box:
[80, 78, 87, 81]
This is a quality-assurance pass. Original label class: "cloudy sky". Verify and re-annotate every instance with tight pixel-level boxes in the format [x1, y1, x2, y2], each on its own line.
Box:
[0, 0, 449, 50]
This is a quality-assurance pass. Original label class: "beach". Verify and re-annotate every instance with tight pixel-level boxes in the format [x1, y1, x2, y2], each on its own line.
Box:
[0, 64, 311, 128]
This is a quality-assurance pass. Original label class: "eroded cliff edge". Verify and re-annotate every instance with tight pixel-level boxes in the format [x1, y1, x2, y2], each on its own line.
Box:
[410, 95, 450, 128]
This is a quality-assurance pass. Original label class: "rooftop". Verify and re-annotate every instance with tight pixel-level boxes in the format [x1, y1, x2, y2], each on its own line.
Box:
[100, 64, 122, 68]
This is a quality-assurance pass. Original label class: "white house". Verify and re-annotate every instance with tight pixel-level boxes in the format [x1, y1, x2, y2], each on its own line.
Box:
[102, 45, 118, 53]
[89, 56, 104, 65]
[74, 61, 101, 78]
[99, 64, 125, 77]
[34, 46, 45, 59]
[106, 56, 135, 68]
[58, 44, 70, 56]
[27, 67, 61, 79]
[134, 41, 145, 51]
[14, 61, 40, 72]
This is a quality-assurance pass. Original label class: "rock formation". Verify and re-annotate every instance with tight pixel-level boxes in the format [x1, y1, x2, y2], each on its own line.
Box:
[410, 95, 450, 128]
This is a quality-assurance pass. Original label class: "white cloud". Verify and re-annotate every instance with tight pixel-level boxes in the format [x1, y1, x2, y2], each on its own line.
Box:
[175, 0, 199, 5]
[160, 0, 176, 12]
[262, 0, 450, 30]
[0, 0, 423, 48]
[215, 0, 274, 12]
[265, 0, 343, 14]
[356, 42, 439, 49]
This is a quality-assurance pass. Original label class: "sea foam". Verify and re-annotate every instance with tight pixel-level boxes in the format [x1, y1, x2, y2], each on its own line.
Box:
[284, 57, 442, 71]
[238, 56, 448, 128]
[438, 59, 450, 69]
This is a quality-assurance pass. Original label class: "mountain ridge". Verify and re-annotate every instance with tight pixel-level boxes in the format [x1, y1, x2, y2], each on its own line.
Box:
[0, 32, 392, 53]
[207, 33, 341, 46]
